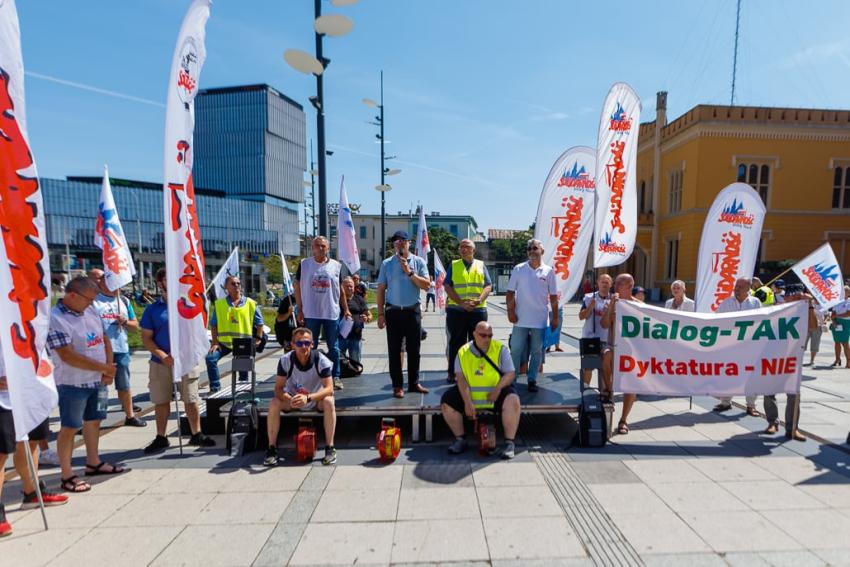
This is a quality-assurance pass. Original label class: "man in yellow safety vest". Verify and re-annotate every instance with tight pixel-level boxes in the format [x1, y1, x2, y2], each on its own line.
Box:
[444, 239, 493, 384]
[206, 275, 265, 392]
[440, 321, 520, 459]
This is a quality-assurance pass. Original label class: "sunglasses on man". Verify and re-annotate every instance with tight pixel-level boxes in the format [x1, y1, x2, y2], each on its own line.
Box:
[294, 339, 312, 348]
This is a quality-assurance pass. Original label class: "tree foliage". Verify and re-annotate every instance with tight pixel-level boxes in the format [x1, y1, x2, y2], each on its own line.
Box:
[489, 228, 533, 264]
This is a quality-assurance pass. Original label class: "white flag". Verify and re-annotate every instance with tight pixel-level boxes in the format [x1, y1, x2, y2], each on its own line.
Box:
[163, 0, 211, 382]
[279, 250, 293, 296]
[593, 82, 641, 268]
[0, 0, 58, 441]
[417, 206, 431, 257]
[211, 247, 239, 300]
[433, 248, 447, 310]
[695, 182, 766, 312]
[792, 243, 845, 309]
[336, 176, 361, 273]
[534, 146, 596, 307]
[95, 165, 136, 291]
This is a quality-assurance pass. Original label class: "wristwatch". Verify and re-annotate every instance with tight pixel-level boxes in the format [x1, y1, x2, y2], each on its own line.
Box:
[306, 394, 312, 403]
[407, 272, 414, 278]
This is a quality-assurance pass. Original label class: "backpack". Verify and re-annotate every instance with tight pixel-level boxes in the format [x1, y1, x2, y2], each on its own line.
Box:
[285, 350, 322, 379]
[339, 355, 363, 378]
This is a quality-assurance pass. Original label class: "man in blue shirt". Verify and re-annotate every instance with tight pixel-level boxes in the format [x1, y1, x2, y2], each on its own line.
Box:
[140, 268, 215, 454]
[377, 231, 431, 397]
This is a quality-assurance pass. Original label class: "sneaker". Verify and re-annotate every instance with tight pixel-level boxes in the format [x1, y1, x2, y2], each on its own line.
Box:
[263, 446, 279, 467]
[132, 404, 142, 413]
[527, 382, 539, 393]
[448, 437, 467, 454]
[144, 435, 170, 454]
[322, 446, 337, 465]
[712, 402, 732, 412]
[124, 416, 147, 428]
[333, 378, 344, 390]
[189, 433, 216, 447]
[0, 505, 10, 538]
[39, 448, 60, 466]
[501, 440, 516, 460]
[21, 489, 69, 510]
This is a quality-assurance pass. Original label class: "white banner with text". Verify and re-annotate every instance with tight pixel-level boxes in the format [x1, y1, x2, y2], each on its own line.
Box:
[614, 300, 805, 396]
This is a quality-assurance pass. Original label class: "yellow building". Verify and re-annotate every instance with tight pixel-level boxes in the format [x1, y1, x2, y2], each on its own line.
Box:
[622, 92, 850, 297]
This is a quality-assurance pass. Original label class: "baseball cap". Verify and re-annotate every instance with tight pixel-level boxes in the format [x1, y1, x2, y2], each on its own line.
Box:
[391, 230, 410, 242]
[632, 286, 646, 295]
[774, 279, 785, 288]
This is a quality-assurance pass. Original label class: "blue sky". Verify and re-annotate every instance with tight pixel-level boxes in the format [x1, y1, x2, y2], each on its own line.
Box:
[16, 0, 850, 233]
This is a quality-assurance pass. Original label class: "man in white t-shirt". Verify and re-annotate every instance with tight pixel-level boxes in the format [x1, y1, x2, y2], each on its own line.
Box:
[295, 236, 350, 391]
[578, 274, 612, 386]
[265, 327, 337, 466]
[506, 238, 559, 392]
[713, 277, 762, 415]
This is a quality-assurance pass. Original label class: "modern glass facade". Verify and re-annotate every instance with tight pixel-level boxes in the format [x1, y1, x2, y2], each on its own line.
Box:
[42, 177, 291, 258]
[42, 82, 306, 282]
[195, 84, 307, 204]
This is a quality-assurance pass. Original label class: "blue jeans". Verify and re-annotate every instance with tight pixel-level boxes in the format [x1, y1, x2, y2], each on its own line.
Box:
[510, 327, 545, 383]
[305, 318, 340, 377]
[205, 344, 247, 391]
[338, 336, 362, 364]
[57, 385, 106, 429]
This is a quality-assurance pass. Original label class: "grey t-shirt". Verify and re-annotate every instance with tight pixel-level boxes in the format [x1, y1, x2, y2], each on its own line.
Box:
[453, 340, 515, 379]
[277, 351, 332, 410]
[296, 257, 342, 320]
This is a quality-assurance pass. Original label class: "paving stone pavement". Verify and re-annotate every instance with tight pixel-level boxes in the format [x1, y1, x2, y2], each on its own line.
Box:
[1, 298, 849, 566]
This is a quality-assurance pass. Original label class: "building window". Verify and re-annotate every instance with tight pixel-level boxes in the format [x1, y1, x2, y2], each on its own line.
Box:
[665, 238, 679, 280]
[359, 250, 366, 261]
[450, 224, 458, 236]
[832, 166, 850, 209]
[668, 170, 683, 213]
[359, 225, 367, 239]
[737, 163, 770, 204]
[639, 180, 646, 213]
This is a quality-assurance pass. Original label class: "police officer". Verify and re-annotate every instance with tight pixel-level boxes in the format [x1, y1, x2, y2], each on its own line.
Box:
[444, 239, 493, 383]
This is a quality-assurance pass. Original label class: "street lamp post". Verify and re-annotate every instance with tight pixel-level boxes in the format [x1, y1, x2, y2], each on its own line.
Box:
[363, 71, 401, 264]
[284, 1, 355, 239]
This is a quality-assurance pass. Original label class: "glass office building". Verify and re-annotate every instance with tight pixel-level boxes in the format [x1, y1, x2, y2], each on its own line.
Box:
[42, 84, 306, 289]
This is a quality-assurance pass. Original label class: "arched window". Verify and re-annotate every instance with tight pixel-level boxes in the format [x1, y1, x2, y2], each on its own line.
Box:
[737, 163, 770, 204]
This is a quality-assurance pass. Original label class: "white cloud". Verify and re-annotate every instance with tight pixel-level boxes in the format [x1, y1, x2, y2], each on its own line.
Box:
[778, 39, 850, 69]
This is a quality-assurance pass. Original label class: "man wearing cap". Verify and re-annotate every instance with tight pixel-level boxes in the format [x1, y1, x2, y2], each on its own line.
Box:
[377, 230, 431, 398]
[771, 279, 786, 304]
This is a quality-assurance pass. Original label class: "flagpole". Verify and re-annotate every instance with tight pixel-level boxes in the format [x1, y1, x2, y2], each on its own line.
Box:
[762, 266, 794, 289]
[23, 438, 48, 530]
[172, 381, 184, 456]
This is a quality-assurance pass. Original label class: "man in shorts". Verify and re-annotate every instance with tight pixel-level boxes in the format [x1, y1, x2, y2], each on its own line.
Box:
[140, 268, 215, 454]
[0, 345, 68, 537]
[264, 327, 337, 466]
[441, 321, 520, 459]
[578, 274, 612, 390]
[48, 276, 124, 493]
[601, 273, 639, 435]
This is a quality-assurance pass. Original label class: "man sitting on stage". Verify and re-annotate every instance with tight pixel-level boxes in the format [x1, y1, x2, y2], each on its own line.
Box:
[441, 321, 520, 459]
[265, 327, 337, 466]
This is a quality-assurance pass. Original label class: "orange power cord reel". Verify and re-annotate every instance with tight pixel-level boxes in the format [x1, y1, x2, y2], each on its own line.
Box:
[377, 417, 402, 461]
[294, 418, 317, 462]
[475, 413, 497, 456]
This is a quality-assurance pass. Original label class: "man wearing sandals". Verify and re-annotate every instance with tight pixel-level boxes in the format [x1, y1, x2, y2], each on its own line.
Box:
[0, 344, 68, 537]
[47, 276, 124, 493]
[601, 273, 639, 435]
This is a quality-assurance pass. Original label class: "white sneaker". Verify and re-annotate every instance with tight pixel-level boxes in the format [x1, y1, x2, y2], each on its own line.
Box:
[39, 448, 60, 466]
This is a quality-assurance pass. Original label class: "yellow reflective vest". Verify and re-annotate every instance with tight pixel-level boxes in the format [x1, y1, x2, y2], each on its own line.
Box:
[752, 286, 774, 306]
[214, 297, 257, 346]
[447, 258, 487, 308]
[459, 339, 503, 410]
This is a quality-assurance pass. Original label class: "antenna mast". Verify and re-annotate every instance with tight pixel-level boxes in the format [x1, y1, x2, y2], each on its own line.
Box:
[731, 0, 742, 106]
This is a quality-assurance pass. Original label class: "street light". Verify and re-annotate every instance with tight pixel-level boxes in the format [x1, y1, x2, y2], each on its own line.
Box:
[284, 0, 356, 238]
[363, 70, 400, 262]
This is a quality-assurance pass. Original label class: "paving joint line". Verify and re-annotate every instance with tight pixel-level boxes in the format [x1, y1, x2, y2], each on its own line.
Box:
[520, 414, 644, 567]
